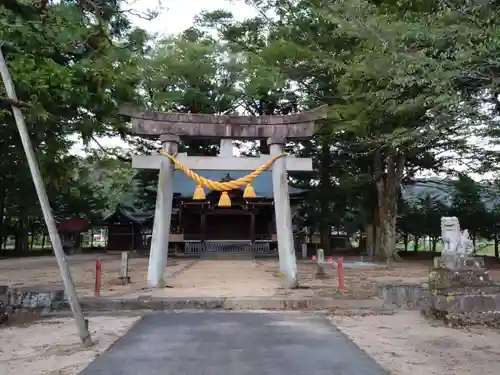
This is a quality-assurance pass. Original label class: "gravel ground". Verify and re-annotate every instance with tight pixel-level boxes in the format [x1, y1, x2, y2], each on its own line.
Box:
[0, 316, 140, 375]
[329, 310, 500, 375]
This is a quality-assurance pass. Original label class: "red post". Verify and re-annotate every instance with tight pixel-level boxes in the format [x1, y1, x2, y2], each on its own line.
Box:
[94, 258, 102, 297]
[337, 258, 345, 293]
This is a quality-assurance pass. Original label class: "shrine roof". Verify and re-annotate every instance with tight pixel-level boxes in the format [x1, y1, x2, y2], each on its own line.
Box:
[172, 170, 306, 198]
[103, 204, 154, 225]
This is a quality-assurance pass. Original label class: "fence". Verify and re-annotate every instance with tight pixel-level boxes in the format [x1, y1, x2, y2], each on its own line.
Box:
[184, 240, 273, 254]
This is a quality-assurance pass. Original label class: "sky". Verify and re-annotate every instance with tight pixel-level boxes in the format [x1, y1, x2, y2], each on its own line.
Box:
[71, 0, 256, 155]
[131, 0, 255, 35]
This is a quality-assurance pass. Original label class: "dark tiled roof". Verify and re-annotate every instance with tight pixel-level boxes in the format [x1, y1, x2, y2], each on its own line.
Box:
[103, 204, 154, 225]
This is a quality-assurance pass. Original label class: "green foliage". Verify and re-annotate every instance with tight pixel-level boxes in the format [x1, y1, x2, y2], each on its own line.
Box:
[3, 0, 500, 259]
[0, 0, 147, 252]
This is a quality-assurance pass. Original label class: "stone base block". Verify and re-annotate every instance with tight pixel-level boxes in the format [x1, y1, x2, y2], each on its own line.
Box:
[426, 292, 500, 314]
[423, 309, 500, 328]
[376, 283, 428, 308]
[428, 268, 490, 290]
[315, 263, 328, 279]
[433, 255, 484, 270]
[6, 287, 67, 313]
[446, 311, 500, 327]
[438, 285, 500, 296]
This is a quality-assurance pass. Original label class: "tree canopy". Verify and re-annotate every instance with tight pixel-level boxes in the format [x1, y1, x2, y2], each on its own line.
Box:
[2, 0, 500, 260]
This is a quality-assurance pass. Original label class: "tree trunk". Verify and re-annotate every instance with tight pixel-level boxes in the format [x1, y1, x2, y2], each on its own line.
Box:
[372, 204, 382, 256]
[0, 190, 6, 251]
[495, 232, 499, 258]
[29, 227, 35, 250]
[403, 234, 409, 251]
[432, 237, 438, 252]
[413, 236, 420, 251]
[366, 223, 374, 256]
[74, 231, 82, 250]
[374, 224, 381, 257]
[319, 222, 330, 255]
[259, 140, 270, 155]
[374, 151, 405, 267]
[358, 230, 366, 251]
[14, 216, 30, 255]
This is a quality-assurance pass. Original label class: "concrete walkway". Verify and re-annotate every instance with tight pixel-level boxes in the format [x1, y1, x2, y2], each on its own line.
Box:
[79, 312, 388, 375]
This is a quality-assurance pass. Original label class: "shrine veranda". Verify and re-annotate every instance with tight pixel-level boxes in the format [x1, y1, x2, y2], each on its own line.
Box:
[118, 106, 328, 288]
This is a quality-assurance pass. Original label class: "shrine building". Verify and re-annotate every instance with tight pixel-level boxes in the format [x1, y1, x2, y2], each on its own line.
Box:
[104, 169, 306, 254]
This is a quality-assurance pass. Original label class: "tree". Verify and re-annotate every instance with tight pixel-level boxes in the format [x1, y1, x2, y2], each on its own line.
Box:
[399, 192, 450, 251]
[131, 30, 245, 208]
[0, 1, 148, 252]
[449, 175, 487, 248]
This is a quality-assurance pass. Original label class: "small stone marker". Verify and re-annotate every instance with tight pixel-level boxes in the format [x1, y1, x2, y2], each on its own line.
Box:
[301, 243, 307, 259]
[317, 249, 324, 263]
[315, 249, 326, 278]
[119, 251, 130, 285]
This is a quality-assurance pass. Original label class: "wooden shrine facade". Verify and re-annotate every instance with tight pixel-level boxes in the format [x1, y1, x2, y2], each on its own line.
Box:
[103, 171, 306, 252]
[175, 190, 305, 243]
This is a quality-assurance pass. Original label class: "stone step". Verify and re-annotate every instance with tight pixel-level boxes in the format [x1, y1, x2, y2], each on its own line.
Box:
[438, 285, 500, 296]
[428, 292, 500, 314]
[445, 311, 500, 327]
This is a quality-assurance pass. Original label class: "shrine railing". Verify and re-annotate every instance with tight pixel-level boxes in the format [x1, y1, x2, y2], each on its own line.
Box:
[184, 240, 274, 254]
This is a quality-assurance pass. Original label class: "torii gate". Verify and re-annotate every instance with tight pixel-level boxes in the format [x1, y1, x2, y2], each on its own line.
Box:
[120, 106, 328, 289]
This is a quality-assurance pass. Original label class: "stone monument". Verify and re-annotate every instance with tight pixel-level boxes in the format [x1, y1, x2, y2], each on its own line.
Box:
[422, 216, 500, 326]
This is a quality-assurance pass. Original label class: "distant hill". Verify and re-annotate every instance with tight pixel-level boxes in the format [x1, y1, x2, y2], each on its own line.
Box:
[402, 178, 500, 210]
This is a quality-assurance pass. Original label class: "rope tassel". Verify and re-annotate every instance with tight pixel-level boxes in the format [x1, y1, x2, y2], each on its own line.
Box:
[218, 192, 231, 207]
[193, 185, 205, 200]
[243, 183, 256, 198]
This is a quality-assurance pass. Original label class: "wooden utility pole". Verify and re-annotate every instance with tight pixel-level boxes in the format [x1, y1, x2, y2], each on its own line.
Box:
[0, 44, 92, 347]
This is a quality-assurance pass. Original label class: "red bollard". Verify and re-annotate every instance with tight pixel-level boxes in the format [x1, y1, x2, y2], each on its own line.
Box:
[94, 258, 102, 297]
[337, 258, 345, 293]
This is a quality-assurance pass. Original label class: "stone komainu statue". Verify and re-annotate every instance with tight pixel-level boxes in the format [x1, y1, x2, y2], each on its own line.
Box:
[440, 216, 473, 255]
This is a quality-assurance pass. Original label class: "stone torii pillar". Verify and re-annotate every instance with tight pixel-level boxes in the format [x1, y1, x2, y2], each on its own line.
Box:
[269, 136, 298, 287]
[148, 134, 179, 288]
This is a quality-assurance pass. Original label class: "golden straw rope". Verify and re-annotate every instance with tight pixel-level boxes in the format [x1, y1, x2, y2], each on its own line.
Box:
[159, 151, 287, 191]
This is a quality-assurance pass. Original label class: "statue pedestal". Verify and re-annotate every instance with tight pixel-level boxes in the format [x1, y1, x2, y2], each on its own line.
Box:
[423, 256, 500, 327]
[433, 255, 484, 270]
